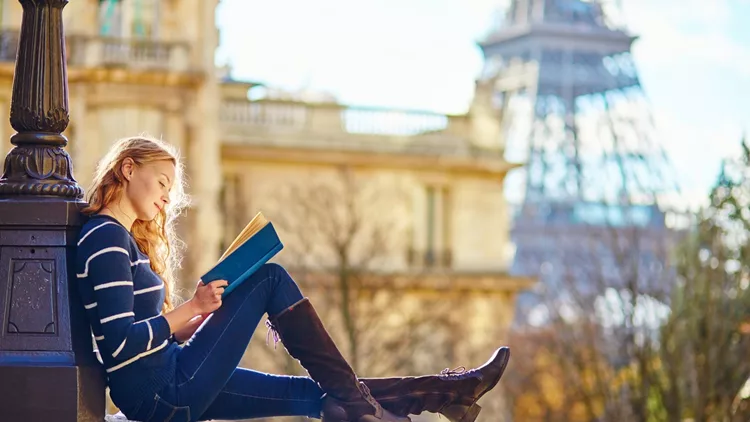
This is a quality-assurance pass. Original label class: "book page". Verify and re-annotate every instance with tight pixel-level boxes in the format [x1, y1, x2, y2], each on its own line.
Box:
[218, 212, 268, 262]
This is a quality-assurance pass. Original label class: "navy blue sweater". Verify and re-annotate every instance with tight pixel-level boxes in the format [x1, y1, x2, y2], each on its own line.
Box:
[75, 214, 179, 407]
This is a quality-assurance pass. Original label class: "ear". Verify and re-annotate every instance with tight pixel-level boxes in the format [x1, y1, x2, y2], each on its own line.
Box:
[121, 158, 135, 182]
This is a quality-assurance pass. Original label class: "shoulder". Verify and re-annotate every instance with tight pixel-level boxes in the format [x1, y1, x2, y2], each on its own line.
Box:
[77, 216, 133, 252]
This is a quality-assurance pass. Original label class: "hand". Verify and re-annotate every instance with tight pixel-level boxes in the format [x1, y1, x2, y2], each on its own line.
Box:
[174, 313, 208, 343]
[190, 279, 228, 314]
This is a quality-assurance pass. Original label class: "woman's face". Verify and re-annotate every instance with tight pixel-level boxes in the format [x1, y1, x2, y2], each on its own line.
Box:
[122, 159, 175, 221]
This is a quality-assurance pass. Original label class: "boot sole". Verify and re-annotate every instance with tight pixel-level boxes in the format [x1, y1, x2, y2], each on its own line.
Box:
[322, 400, 412, 422]
[442, 347, 510, 422]
[324, 413, 412, 422]
[441, 403, 482, 422]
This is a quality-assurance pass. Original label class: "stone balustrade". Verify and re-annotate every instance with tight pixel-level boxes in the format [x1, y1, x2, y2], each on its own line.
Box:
[0, 29, 190, 72]
[219, 99, 505, 158]
[67, 35, 190, 71]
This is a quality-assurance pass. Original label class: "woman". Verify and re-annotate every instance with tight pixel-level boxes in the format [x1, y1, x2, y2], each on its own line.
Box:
[76, 136, 510, 422]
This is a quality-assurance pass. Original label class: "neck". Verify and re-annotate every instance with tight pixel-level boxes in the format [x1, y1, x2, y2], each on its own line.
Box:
[100, 201, 136, 231]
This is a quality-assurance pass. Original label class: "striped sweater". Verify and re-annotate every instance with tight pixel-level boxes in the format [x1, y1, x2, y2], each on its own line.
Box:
[75, 214, 179, 407]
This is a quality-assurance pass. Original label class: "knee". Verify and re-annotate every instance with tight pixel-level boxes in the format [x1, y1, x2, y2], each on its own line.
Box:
[262, 263, 294, 285]
[263, 262, 287, 277]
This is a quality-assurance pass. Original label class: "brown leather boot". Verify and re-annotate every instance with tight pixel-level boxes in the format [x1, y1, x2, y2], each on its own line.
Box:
[267, 298, 411, 422]
[359, 347, 510, 422]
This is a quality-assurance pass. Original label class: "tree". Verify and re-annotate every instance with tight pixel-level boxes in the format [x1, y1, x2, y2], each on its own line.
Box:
[217, 165, 515, 421]
[509, 203, 679, 420]
[655, 139, 750, 422]
[255, 165, 454, 377]
[507, 137, 750, 421]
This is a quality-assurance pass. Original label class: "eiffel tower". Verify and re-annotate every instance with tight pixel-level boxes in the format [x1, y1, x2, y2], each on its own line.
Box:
[478, 0, 683, 322]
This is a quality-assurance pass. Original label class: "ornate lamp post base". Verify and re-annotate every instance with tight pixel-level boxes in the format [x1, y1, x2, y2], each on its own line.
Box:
[0, 1, 105, 421]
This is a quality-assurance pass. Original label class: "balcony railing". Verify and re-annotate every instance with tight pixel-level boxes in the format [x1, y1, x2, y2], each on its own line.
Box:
[0, 30, 191, 72]
[220, 100, 456, 135]
[221, 101, 309, 129]
[66, 35, 190, 72]
[217, 99, 498, 157]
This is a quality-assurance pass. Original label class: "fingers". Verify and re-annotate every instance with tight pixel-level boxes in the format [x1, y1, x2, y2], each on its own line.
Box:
[200, 279, 228, 288]
[210, 280, 226, 297]
[193, 279, 228, 313]
[209, 281, 225, 311]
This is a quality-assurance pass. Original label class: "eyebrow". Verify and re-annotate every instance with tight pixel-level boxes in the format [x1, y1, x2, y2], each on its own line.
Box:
[160, 172, 172, 184]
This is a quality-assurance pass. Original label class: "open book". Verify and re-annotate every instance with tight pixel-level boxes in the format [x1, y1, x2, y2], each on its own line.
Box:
[200, 212, 284, 297]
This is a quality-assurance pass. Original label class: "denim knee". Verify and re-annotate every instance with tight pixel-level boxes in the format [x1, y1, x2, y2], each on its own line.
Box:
[263, 263, 295, 287]
[263, 262, 286, 278]
[263, 263, 303, 315]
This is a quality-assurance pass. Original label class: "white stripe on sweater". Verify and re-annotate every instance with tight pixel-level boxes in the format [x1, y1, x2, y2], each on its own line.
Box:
[136, 315, 161, 323]
[76, 247, 130, 278]
[106, 340, 169, 373]
[94, 281, 133, 290]
[112, 338, 127, 358]
[134, 284, 163, 295]
[131, 258, 150, 267]
[100, 312, 134, 324]
[146, 320, 153, 350]
[84, 302, 98, 309]
[77, 221, 119, 246]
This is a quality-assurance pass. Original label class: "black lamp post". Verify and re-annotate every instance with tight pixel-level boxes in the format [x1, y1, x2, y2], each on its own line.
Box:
[0, 1, 105, 421]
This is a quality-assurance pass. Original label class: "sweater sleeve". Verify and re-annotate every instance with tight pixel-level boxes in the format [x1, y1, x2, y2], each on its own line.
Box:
[76, 224, 172, 361]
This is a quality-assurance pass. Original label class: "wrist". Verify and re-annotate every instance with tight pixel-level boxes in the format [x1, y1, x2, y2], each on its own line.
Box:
[173, 331, 187, 344]
[186, 298, 202, 316]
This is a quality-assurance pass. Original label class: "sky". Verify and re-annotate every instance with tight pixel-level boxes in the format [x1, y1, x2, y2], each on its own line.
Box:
[215, 0, 750, 210]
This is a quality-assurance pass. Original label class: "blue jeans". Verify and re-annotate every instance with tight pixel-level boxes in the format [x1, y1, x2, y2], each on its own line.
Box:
[126, 263, 324, 422]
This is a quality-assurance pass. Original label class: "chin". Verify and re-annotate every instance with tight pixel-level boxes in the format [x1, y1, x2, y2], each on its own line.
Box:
[135, 210, 158, 222]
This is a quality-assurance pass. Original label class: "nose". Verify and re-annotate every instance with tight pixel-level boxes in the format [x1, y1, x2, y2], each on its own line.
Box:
[161, 195, 169, 205]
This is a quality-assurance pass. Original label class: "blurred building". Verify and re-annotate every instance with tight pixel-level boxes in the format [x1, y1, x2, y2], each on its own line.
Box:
[0, 1, 531, 421]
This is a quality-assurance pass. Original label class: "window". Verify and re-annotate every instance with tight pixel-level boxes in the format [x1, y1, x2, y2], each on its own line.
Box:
[98, 0, 160, 38]
[219, 173, 244, 255]
[420, 185, 452, 268]
[98, 0, 123, 37]
[426, 186, 436, 266]
[131, 0, 160, 39]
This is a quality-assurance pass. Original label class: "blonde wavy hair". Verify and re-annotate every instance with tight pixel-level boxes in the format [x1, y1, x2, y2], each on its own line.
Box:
[82, 136, 189, 313]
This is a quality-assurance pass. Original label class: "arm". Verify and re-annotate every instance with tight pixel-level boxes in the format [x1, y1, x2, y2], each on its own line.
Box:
[163, 299, 203, 339]
[79, 225, 226, 358]
[80, 227, 173, 360]
[166, 280, 227, 342]
[171, 312, 210, 344]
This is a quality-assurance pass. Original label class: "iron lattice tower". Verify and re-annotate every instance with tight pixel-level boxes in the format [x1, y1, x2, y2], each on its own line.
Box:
[478, 0, 683, 319]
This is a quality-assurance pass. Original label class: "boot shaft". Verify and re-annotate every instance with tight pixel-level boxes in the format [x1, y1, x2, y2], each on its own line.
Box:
[268, 298, 410, 422]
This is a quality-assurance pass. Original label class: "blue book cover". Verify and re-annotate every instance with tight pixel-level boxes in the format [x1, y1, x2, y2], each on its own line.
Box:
[200, 213, 283, 297]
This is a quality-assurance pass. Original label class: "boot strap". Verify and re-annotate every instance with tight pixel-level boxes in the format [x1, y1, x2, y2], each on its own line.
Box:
[265, 320, 281, 349]
[357, 381, 383, 418]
